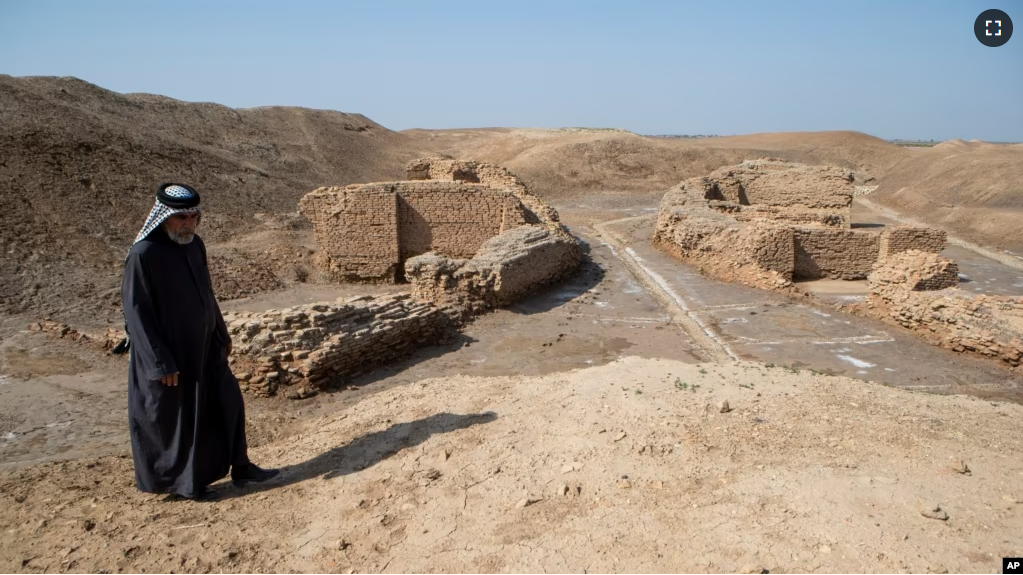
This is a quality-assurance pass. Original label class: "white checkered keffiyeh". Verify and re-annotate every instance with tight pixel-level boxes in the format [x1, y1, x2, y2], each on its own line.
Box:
[131, 185, 202, 246]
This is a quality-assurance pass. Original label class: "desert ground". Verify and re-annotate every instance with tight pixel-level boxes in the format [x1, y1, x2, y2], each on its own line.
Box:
[2, 76, 1023, 573]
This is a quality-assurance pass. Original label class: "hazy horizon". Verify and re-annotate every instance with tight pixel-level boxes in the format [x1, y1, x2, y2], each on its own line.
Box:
[1, 0, 1020, 142]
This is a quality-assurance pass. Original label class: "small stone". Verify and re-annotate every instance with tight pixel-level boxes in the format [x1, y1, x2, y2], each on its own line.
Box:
[739, 565, 767, 574]
[286, 389, 301, 400]
[14, 494, 26, 503]
[617, 479, 632, 490]
[559, 484, 569, 496]
[948, 458, 970, 475]
[719, 400, 731, 413]
[439, 449, 451, 462]
[920, 504, 949, 520]
[561, 464, 574, 474]
[516, 497, 539, 509]
[235, 372, 251, 381]
[83, 519, 96, 532]
[819, 544, 831, 554]
[614, 431, 627, 442]
[337, 539, 352, 550]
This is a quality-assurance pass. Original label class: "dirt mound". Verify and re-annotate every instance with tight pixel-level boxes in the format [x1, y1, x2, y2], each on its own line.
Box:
[2, 358, 1020, 573]
[869, 142, 1023, 253]
[402, 128, 907, 200]
[0, 75, 424, 324]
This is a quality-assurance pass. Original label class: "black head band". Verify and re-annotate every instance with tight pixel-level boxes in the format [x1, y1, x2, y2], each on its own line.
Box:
[156, 183, 201, 209]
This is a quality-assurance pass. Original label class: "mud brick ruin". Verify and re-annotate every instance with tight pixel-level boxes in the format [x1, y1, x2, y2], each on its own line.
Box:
[654, 159, 1022, 368]
[867, 251, 1022, 367]
[654, 159, 947, 284]
[227, 159, 580, 397]
[298, 158, 570, 283]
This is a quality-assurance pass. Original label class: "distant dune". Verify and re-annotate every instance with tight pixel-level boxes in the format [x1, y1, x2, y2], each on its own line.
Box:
[868, 140, 1023, 253]
[401, 128, 904, 199]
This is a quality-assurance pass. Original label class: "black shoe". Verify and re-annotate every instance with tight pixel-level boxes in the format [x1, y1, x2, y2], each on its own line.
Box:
[164, 487, 219, 502]
[231, 463, 280, 487]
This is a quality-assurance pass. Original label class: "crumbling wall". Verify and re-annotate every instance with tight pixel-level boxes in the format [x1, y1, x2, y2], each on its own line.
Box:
[298, 187, 400, 282]
[744, 223, 796, 276]
[866, 251, 1021, 368]
[405, 158, 567, 237]
[224, 294, 458, 398]
[793, 229, 881, 280]
[396, 184, 526, 260]
[870, 251, 960, 292]
[703, 159, 855, 227]
[299, 181, 531, 283]
[407, 157, 528, 194]
[879, 226, 947, 258]
[405, 226, 581, 315]
[655, 162, 951, 289]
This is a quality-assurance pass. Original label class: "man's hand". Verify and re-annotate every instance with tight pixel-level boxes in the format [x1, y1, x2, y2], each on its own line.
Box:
[160, 372, 179, 386]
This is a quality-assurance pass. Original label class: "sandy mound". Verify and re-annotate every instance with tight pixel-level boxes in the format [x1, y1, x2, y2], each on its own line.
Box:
[402, 128, 906, 200]
[869, 142, 1023, 253]
[1, 357, 1019, 573]
[0, 75, 424, 323]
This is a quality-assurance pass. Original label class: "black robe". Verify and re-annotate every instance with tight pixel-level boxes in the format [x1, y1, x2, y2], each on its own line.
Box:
[121, 231, 248, 497]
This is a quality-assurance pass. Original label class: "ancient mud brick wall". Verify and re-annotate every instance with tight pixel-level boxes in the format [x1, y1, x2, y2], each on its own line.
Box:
[793, 229, 881, 280]
[223, 294, 457, 397]
[298, 187, 400, 282]
[655, 162, 951, 286]
[867, 251, 1021, 368]
[405, 226, 581, 315]
[704, 159, 855, 228]
[879, 226, 947, 258]
[299, 181, 529, 283]
[407, 158, 527, 193]
[405, 158, 568, 238]
[396, 185, 526, 260]
[743, 223, 796, 276]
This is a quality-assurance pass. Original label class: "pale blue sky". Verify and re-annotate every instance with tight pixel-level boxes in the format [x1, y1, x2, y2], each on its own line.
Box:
[1, 1, 1020, 141]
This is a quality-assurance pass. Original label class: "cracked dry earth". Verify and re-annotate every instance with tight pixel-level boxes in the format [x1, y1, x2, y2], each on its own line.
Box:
[2, 357, 1023, 573]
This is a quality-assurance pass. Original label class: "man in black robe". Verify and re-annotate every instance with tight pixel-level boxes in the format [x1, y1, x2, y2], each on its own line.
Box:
[121, 183, 278, 500]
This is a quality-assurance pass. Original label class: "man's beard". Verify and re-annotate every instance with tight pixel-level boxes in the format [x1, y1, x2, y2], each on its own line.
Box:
[167, 228, 195, 245]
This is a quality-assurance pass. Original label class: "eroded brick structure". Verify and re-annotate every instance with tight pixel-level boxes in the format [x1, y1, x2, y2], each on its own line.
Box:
[405, 225, 581, 316]
[228, 159, 581, 397]
[299, 158, 568, 283]
[867, 251, 1022, 368]
[223, 294, 458, 398]
[654, 159, 1021, 369]
[654, 159, 947, 285]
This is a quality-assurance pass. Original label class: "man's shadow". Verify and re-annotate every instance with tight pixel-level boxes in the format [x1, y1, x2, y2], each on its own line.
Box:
[213, 411, 497, 500]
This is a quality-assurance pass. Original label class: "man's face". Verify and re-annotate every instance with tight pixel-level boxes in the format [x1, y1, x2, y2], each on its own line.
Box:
[164, 212, 200, 245]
